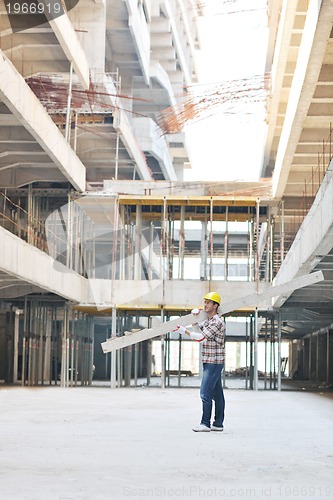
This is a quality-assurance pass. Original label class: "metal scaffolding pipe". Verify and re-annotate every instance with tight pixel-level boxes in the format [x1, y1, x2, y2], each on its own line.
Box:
[280, 200, 285, 267]
[65, 63, 73, 143]
[110, 307, 117, 389]
[264, 317, 268, 390]
[277, 312, 282, 391]
[245, 317, 249, 389]
[200, 216, 208, 280]
[160, 308, 166, 389]
[253, 309, 259, 390]
[209, 198, 213, 284]
[178, 206, 185, 280]
[178, 333, 182, 388]
[224, 206, 228, 281]
[135, 205, 142, 280]
[327, 329, 330, 385]
[255, 198, 260, 289]
[13, 309, 21, 384]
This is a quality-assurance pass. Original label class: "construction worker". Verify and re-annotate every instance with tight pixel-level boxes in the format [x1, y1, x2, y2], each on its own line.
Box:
[174, 292, 225, 432]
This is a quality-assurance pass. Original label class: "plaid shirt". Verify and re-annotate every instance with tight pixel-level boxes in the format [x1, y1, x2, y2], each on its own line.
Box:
[199, 314, 225, 364]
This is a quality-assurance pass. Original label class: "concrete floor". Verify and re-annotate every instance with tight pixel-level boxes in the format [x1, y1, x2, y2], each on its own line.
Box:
[0, 387, 332, 500]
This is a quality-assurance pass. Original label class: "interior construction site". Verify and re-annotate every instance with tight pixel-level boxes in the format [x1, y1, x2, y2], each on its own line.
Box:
[1, 0, 333, 396]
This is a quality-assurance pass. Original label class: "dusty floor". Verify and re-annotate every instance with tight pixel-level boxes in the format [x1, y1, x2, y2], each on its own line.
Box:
[0, 386, 332, 500]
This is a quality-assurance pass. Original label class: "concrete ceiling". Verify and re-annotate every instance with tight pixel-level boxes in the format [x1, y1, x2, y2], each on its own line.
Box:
[264, 0, 333, 338]
[0, 0, 159, 187]
[264, 0, 333, 202]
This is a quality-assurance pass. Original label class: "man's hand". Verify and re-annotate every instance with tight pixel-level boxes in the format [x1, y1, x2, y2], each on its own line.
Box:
[191, 308, 201, 315]
[191, 308, 201, 326]
[173, 325, 186, 335]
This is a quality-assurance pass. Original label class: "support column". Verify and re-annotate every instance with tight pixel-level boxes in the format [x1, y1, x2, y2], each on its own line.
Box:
[264, 317, 268, 390]
[13, 308, 22, 384]
[266, 208, 271, 281]
[209, 198, 213, 283]
[135, 205, 142, 280]
[255, 198, 260, 290]
[110, 306, 117, 389]
[65, 63, 73, 143]
[60, 305, 69, 388]
[146, 337, 152, 386]
[200, 218, 208, 280]
[327, 329, 330, 386]
[248, 209, 253, 281]
[245, 317, 249, 389]
[178, 206, 185, 279]
[44, 308, 52, 385]
[280, 200, 285, 267]
[277, 312, 282, 391]
[160, 308, 165, 389]
[224, 206, 228, 281]
[253, 309, 259, 390]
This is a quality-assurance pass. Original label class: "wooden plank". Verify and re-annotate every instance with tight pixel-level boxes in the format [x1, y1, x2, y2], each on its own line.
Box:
[101, 311, 206, 353]
[101, 271, 324, 353]
[219, 270, 324, 314]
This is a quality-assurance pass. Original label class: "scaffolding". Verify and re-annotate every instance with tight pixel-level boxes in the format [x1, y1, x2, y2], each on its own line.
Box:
[1, 188, 321, 389]
[4, 301, 93, 387]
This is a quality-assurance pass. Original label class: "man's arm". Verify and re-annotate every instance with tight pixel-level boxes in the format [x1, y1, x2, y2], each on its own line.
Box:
[173, 325, 207, 343]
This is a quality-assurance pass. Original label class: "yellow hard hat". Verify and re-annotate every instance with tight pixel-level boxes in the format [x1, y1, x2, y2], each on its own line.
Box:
[203, 292, 221, 305]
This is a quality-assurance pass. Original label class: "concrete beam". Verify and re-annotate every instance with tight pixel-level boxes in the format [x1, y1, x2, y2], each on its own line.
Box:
[69, 0, 106, 74]
[161, 0, 191, 85]
[83, 279, 271, 310]
[126, 0, 150, 85]
[263, 0, 299, 171]
[273, 158, 333, 307]
[0, 166, 67, 188]
[0, 226, 86, 302]
[40, 0, 90, 89]
[0, 283, 43, 298]
[0, 51, 86, 191]
[101, 272, 323, 353]
[114, 109, 153, 180]
[132, 117, 177, 180]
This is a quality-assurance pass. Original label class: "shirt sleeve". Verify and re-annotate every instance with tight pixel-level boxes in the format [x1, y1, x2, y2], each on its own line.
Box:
[189, 331, 207, 343]
[199, 316, 225, 343]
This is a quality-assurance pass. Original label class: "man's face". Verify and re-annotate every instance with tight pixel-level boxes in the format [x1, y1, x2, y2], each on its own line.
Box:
[204, 299, 216, 314]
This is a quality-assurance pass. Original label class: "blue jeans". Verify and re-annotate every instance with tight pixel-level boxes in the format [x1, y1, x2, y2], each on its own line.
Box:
[200, 363, 225, 428]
